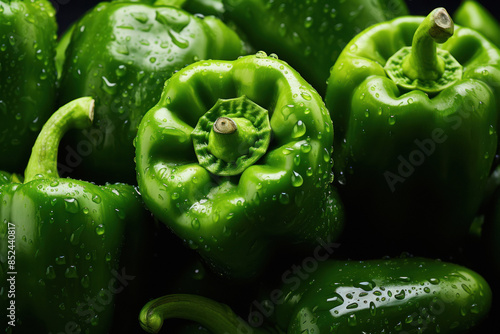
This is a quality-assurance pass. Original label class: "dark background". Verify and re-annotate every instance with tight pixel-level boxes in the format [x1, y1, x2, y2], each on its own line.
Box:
[53, 0, 500, 34]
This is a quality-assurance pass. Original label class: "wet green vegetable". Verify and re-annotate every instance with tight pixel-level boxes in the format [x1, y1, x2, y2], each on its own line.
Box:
[135, 53, 344, 279]
[325, 7, 500, 252]
[222, 0, 409, 95]
[0, 98, 149, 332]
[57, 0, 246, 184]
[0, 0, 58, 173]
[139, 257, 492, 334]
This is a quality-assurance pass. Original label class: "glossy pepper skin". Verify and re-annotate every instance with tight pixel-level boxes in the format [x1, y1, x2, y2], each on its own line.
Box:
[117, 0, 225, 17]
[0, 98, 149, 333]
[325, 8, 500, 253]
[0, 0, 58, 173]
[57, 1, 246, 184]
[139, 257, 492, 334]
[222, 0, 408, 95]
[135, 54, 344, 280]
[453, 0, 500, 48]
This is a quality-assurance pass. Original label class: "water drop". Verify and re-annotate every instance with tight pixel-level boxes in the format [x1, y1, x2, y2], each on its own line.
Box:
[281, 104, 294, 120]
[291, 171, 304, 187]
[91, 314, 99, 326]
[64, 198, 79, 213]
[191, 218, 200, 230]
[292, 120, 306, 138]
[131, 12, 149, 24]
[304, 16, 313, 28]
[346, 303, 358, 309]
[301, 143, 312, 153]
[46, 266, 56, 279]
[301, 92, 312, 101]
[323, 148, 330, 162]
[65, 266, 78, 279]
[355, 281, 375, 291]
[116, 45, 129, 55]
[116, 65, 127, 77]
[370, 302, 377, 316]
[470, 303, 480, 314]
[81, 275, 90, 288]
[256, 50, 267, 58]
[293, 154, 301, 166]
[348, 314, 357, 327]
[395, 290, 405, 300]
[95, 224, 105, 235]
[429, 278, 440, 285]
[279, 193, 290, 204]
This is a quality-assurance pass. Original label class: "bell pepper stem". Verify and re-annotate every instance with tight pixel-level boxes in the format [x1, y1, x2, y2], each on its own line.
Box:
[402, 7, 454, 81]
[214, 117, 238, 134]
[139, 294, 271, 334]
[24, 97, 95, 183]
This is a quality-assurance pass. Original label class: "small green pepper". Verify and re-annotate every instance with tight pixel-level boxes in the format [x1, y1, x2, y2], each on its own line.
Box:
[0, 98, 149, 332]
[139, 257, 492, 334]
[0, 0, 58, 173]
[57, 0, 247, 184]
[325, 8, 500, 252]
[135, 53, 344, 279]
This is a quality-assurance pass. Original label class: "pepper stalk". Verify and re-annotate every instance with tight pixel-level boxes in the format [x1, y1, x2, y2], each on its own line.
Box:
[385, 7, 463, 95]
[24, 97, 95, 183]
[139, 294, 281, 334]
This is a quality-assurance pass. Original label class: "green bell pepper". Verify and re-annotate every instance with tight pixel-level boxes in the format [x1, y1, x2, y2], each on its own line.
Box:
[325, 8, 500, 253]
[0, 97, 149, 333]
[139, 257, 492, 334]
[135, 53, 344, 279]
[0, 0, 58, 173]
[57, 0, 247, 184]
[454, 0, 500, 48]
[222, 0, 409, 95]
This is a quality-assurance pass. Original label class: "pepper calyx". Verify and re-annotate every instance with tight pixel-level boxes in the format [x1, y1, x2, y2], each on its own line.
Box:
[192, 96, 271, 176]
[384, 7, 463, 95]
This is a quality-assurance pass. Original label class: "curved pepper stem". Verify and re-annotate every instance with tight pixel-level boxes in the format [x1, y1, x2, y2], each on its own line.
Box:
[24, 97, 95, 183]
[139, 294, 272, 334]
[402, 7, 454, 81]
